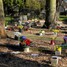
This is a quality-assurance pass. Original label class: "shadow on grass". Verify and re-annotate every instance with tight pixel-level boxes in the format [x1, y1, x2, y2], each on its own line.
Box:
[62, 31, 67, 34]
[0, 43, 24, 51]
[38, 47, 55, 56]
[42, 60, 51, 64]
[0, 43, 55, 56]
[0, 51, 52, 67]
[35, 33, 40, 35]
[62, 20, 67, 24]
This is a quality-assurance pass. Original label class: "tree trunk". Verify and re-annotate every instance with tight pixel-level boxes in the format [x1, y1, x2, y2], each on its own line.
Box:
[0, 0, 7, 38]
[43, 0, 56, 29]
[56, 0, 61, 21]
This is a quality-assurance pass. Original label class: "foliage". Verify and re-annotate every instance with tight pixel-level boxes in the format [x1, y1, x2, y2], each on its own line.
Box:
[15, 0, 24, 7]
[3, 0, 13, 7]
[5, 17, 12, 26]
[26, 0, 46, 10]
[39, 0, 46, 9]
[3, 0, 46, 16]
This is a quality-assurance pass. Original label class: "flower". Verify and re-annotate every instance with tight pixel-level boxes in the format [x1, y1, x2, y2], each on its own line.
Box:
[18, 25, 23, 29]
[52, 29, 60, 33]
[24, 39, 31, 46]
[54, 45, 62, 51]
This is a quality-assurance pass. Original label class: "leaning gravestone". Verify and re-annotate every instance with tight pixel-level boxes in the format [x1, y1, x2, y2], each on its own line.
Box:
[22, 15, 27, 22]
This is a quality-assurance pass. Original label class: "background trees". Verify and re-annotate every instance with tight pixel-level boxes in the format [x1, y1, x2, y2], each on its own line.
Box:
[3, 0, 67, 17]
[3, 0, 46, 17]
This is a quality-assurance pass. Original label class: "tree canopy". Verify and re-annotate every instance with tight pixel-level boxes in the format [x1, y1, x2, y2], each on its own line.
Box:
[3, 0, 46, 16]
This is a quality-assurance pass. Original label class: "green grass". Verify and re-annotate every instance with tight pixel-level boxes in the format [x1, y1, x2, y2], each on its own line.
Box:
[5, 16, 13, 26]
[59, 15, 67, 21]
[5, 17, 12, 21]
[22, 33, 63, 42]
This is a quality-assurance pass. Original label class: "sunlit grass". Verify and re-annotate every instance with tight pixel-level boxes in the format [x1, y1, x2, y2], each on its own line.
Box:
[5, 17, 14, 26]
[59, 15, 67, 21]
[22, 33, 63, 42]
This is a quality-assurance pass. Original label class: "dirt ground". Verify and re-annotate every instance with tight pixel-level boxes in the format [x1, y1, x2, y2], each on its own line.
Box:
[0, 28, 67, 67]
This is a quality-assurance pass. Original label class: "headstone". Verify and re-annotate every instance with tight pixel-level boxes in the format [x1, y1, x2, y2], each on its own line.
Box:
[55, 51, 61, 56]
[22, 15, 27, 22]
